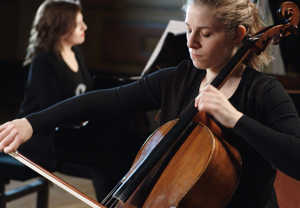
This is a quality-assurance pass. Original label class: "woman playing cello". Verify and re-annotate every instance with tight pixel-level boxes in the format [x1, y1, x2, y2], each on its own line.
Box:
[1, 0, 300, 207]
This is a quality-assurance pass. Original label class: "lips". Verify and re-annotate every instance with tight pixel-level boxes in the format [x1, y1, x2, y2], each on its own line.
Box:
[191, 53, 202, 59]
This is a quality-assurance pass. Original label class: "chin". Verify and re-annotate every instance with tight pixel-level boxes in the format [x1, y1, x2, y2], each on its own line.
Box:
[77, 39, 85, 45]
[192, 59, 207, 70]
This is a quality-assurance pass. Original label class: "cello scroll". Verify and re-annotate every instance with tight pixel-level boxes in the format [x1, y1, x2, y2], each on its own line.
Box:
[251, 1, 299, 53]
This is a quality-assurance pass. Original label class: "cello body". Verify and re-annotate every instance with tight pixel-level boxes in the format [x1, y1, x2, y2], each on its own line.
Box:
[116, 118, 242, 208]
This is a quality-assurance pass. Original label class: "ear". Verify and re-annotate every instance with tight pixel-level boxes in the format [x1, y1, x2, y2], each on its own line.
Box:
[234, 25, 247, 44]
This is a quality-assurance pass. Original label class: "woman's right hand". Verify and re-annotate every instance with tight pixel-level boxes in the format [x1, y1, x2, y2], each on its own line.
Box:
[0, 118, 33, 153]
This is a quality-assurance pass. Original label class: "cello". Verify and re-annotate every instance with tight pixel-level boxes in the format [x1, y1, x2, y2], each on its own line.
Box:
[9, 1, 300, 208]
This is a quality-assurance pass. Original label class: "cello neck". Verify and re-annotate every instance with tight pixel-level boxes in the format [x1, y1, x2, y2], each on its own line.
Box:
[211, 37, 254, 89]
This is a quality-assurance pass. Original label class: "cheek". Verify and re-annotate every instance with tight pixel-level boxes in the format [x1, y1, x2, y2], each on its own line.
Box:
[210, 46, 235, 70]
[73, 30, 81, 38]
[200, 41, 221, 64]
[198, 40, 231, 67]
[73, 31, 84, 42]
[208, 38, 233, 57]
[65, 33, 83, 45]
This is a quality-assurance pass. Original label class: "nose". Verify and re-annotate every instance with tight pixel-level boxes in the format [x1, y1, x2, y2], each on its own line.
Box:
[187, 32, 200, 49]
[82, 22, 87, 31]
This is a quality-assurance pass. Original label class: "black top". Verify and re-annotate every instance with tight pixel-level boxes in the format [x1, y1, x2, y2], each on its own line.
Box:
[19, 47, 94, 117]
[18, 47, 93, 168]
[26, 60, 300, 207]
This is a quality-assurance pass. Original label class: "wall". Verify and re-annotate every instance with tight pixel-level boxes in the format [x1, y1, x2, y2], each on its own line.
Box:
[81, 0, 184, 76]
[0, 1, 19, 61]
[0, 0, 185, 76]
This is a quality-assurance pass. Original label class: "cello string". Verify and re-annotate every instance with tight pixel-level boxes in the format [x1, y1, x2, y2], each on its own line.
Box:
[104, 197, 118, 208]
[102, 181, 122, 205]
[109, 198, 119, 208]
[103, 195, 117, 207]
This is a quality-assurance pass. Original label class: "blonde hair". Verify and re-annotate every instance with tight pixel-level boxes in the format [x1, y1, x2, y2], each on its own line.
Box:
[183, 0, 271, 70]
[24, 0, 81, 66]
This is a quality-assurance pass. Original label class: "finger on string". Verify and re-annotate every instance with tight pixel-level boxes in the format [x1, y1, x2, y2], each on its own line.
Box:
[195, 94, 201, 107]
[195, 93, 210, 108]
[197, 96, 219, 113]
[195, 92, 211, 108]
[197, 103, 207, 114]
[199, 84, 209, 93]
[209, 85, 221, 94]
[201, 85, 217, 95]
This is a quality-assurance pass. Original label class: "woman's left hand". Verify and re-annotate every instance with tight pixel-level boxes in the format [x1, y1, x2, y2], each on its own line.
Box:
[194, 85, 243, 128]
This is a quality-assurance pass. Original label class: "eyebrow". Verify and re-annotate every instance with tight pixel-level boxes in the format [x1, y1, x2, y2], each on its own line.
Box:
[185, 22, 211, 30]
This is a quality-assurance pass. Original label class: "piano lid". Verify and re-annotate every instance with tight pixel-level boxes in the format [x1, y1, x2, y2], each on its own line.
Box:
[142, 20, 189, 76]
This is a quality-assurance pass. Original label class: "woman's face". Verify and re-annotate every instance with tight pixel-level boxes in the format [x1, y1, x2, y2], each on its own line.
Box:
[185, 4, 237, 71]
[62, 12, 87, 47]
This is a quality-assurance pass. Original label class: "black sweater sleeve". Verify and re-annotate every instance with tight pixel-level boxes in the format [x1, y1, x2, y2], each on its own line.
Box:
[26, 67, 173, 132]
[233, 79, 300, 179]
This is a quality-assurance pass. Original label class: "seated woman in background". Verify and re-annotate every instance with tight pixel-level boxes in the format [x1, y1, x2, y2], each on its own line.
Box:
[17, 0, 139, 201]
[11, 0, 125, 201]
[18, 0, 93, 169]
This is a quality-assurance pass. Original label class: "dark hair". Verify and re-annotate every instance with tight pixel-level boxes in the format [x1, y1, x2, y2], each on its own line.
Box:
[183, 0, 271, 70]
[24, 0, 82, 66]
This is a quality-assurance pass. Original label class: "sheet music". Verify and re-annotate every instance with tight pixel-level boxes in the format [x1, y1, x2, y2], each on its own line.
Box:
[142, 20, 186, 75]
